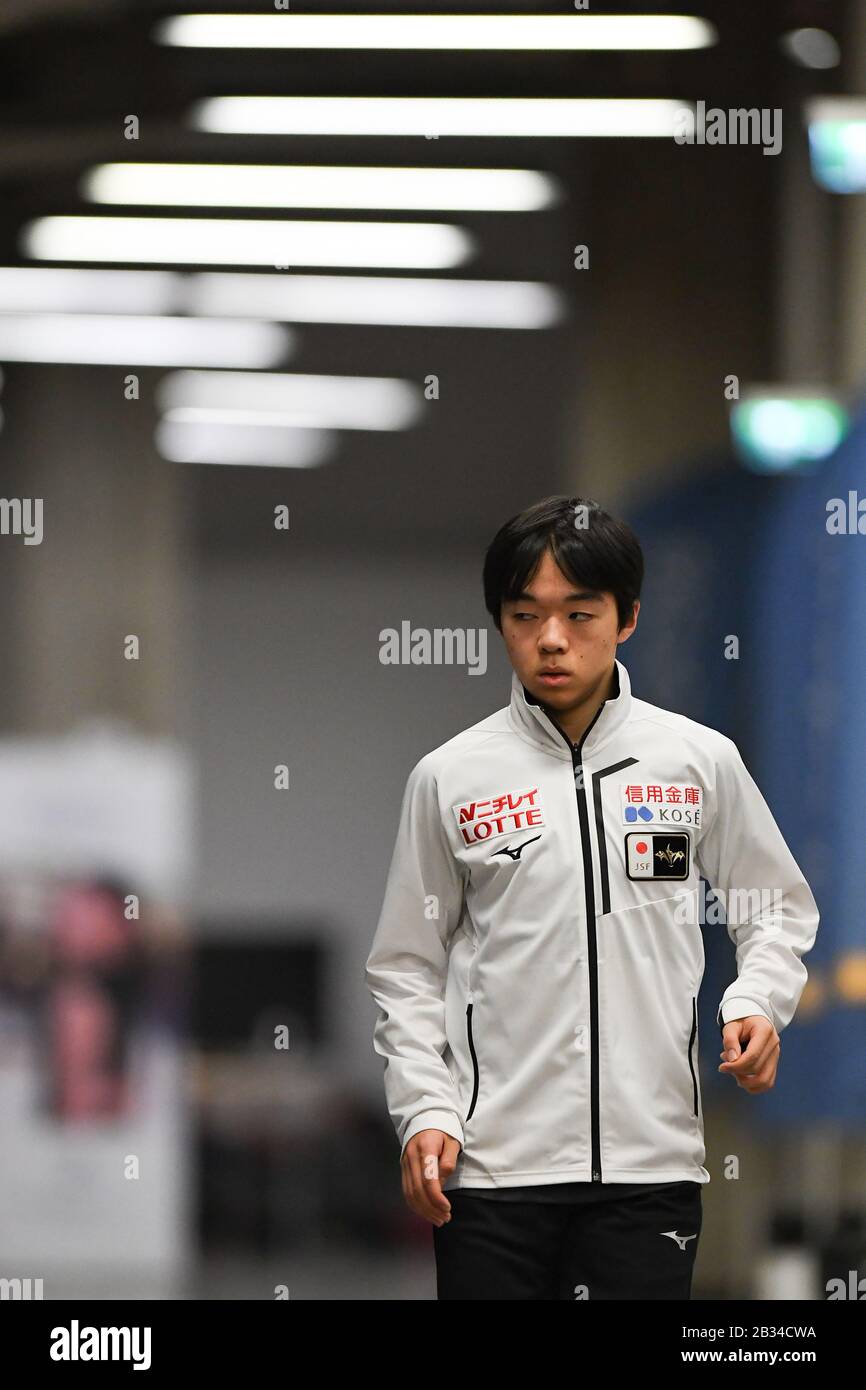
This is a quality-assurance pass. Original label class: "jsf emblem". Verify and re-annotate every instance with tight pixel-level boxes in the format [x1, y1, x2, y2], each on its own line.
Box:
[453, 787, 545, 846]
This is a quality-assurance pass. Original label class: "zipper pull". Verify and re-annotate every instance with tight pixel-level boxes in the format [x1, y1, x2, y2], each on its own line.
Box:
[572, 750, 585, 788]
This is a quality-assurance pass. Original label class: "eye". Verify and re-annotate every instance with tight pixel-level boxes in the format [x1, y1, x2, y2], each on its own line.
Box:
[570, 612, 592, 621]
[512, 611, 536, 621]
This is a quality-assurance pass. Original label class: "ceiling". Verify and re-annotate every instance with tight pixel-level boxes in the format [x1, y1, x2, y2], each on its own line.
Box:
[0, 0, 848, 549]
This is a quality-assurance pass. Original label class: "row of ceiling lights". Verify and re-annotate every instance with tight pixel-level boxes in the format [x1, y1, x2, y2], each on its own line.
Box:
[0, 12, 844, 467]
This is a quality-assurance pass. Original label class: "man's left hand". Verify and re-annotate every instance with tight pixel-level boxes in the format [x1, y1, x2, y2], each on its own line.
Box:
[718, 1015, 780, 1093]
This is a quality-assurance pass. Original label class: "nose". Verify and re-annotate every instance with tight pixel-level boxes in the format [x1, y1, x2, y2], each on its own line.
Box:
[538, 618, 569, 651]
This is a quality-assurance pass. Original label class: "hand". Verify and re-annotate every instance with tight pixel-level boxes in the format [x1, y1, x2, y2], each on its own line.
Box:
[718, 1015, 780, 1093]
[401, 1129, 461, 1227]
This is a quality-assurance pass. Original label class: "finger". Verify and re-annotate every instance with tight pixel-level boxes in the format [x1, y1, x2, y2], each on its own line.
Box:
[400, 1145, 429, 1222]
[719, 1038, 777, 1063]
[739, 1054, 779, 1091]
[419, 1148, 452, 1217]
[400, 1151, 424, 1220]
[733, 1057, 778, 1091]
[748, 1037, 780, 1075]
[400, 1154, 410, 1206]
[737, 1076, 772, 1093]
[406, 1144, 446, 1225]
[720, 1044, 775, 1075]
[440, 1136, 462, 1177]
[719, 1030, 776, 1074]
[720, 1022, 745, 1060]
[424, 1176, 451, 1220]
[404, 1144, 439, 1223]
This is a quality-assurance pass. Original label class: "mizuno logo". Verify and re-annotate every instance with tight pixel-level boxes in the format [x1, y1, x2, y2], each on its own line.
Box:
[661, 1230, 697, 1251]
[493, 835, 542, 862]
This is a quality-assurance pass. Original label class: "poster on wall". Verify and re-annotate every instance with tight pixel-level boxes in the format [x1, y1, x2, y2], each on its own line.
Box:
[0, 721, 194, 1286]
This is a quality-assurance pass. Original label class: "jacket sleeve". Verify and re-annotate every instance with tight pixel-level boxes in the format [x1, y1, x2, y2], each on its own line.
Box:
[695, 735, 819, 1034]
[365, 755, 468, 1154]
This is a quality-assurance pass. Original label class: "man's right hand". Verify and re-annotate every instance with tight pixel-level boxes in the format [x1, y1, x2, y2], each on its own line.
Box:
[401, 1129, 462, 1226]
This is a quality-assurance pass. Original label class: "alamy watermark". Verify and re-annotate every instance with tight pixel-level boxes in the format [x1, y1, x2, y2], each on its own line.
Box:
[0, 1275, 43, 1299]
[827, 1270, 866, 1299]
[675, 102, 782, 157]
[379, 621, 487, 675]
[50, 1320, 151, 1370]
[0, 497, 43, 545]
[674, 881, 784, 928]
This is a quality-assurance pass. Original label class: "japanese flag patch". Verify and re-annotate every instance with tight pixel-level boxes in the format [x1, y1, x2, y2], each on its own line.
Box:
[625, 832, 691, 880]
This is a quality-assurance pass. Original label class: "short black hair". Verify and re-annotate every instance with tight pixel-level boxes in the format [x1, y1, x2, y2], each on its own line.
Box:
[483, 495, 644, 633]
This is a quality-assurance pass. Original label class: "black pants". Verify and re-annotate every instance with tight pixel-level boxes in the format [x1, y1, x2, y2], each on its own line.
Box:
[433, 1182, 702, 1300]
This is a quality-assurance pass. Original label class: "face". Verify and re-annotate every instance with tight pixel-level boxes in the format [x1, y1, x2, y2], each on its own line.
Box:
[500, 547, 639, 711]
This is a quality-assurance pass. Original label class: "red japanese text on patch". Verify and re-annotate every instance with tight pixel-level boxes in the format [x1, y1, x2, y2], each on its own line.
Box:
[452, 787, 545, 845]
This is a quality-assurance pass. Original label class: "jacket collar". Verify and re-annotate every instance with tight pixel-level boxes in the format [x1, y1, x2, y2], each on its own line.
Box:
[506, 658, 633, 760]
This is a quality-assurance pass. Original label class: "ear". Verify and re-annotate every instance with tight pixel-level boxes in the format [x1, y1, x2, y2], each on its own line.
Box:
[617, 599, 640, 641]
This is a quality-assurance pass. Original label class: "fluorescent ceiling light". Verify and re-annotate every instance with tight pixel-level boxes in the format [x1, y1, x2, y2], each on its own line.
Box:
[187, 272, 564, 328]
[0, 314, 291, 367]
[0, 267, 179, 313]
[82, 162, 561, 211]
[20, 216, 473, 269]
[156, 370, 421, 430]
[192, 97, 691, 139]
[155, 419, 335, 467]
[780, 28, 840, 70]
[155, 13, 716, 51]
[0, 267, 565, 330]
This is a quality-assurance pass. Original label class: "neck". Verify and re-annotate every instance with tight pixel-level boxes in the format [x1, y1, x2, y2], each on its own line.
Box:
[542, 663, 616, 747]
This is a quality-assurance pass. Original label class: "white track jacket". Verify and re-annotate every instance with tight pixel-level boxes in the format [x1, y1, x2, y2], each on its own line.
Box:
[365, 659, 819, 1191]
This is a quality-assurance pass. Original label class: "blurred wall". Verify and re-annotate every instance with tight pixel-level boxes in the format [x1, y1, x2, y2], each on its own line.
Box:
[188, 542, 516, 1094]
[0, 365, 190, 735]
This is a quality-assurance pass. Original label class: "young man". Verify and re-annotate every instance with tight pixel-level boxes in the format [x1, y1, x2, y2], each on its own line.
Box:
[365, 496, 819, 1300]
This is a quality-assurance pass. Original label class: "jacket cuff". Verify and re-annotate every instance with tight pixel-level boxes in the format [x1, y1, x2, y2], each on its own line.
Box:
[401, 1110, 465, 1155]
[717, 996, 773, 1029]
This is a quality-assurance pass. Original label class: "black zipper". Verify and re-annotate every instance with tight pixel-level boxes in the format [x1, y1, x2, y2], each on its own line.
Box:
[465, 997, 480, 1122]
[544, 697, 607, 1183]
[687, 995, 699, 1117]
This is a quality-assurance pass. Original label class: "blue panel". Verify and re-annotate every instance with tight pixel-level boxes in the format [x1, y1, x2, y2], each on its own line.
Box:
[622, 415, 866, 1125]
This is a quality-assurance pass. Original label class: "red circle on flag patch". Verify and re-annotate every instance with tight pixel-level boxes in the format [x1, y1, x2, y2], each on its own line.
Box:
[635, 841, 648, 853]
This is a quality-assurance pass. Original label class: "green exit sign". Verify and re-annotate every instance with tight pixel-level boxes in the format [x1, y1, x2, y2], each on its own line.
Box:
[731, 390, 848, 473]
[806, 97, 866, 193]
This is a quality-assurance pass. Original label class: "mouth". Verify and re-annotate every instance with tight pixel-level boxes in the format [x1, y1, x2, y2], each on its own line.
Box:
[538, 669, 569, 685]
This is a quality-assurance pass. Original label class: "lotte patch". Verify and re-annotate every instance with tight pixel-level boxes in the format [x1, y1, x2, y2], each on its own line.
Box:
[452, 786, 545, 847]
[624, 832, 691, 880]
